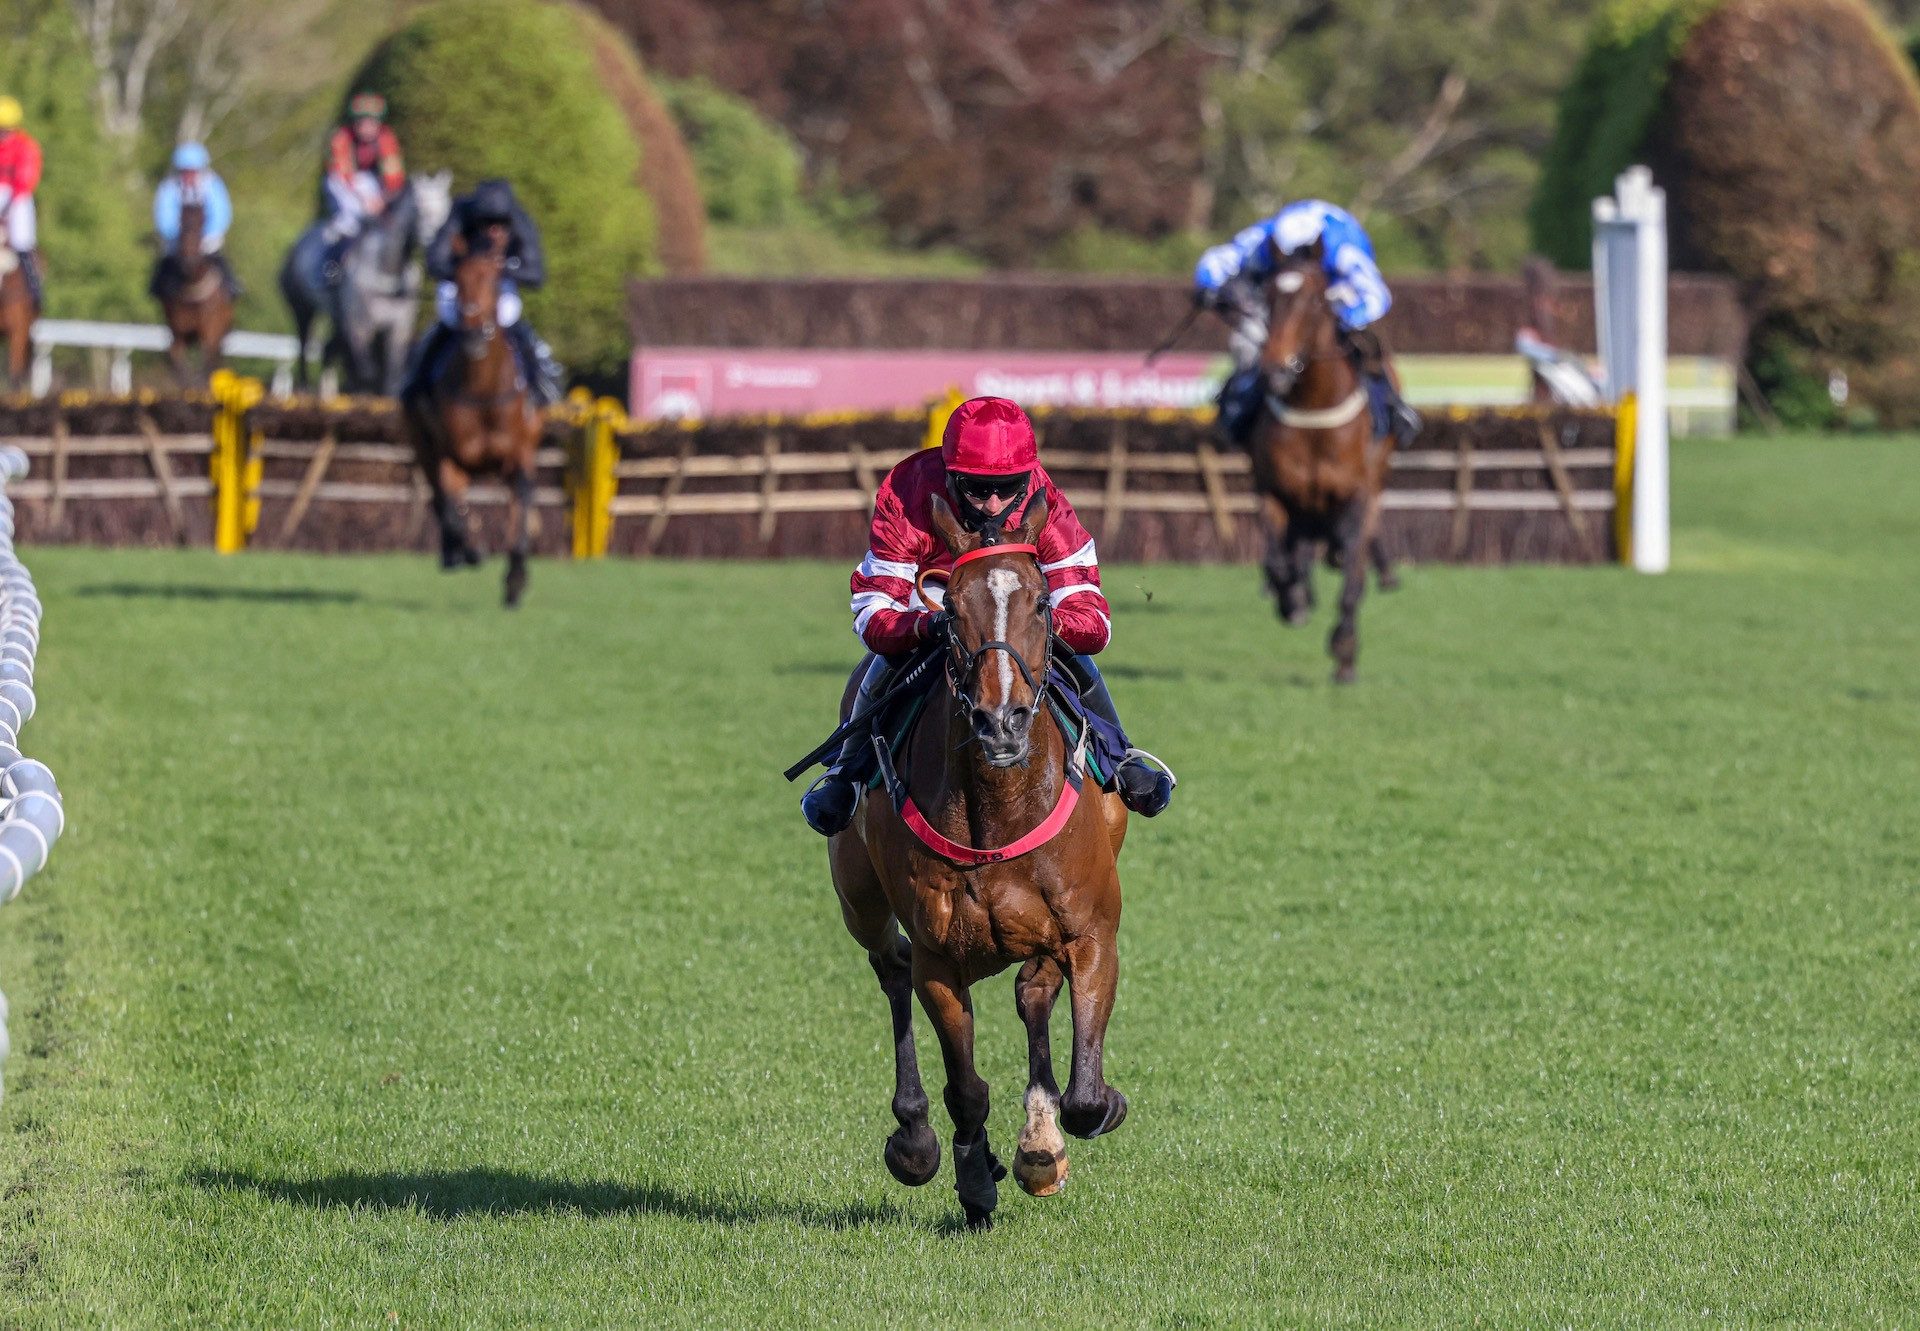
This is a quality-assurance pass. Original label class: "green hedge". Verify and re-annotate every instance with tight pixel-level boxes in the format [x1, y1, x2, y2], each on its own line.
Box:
[0, 0, 147, 320]
[657, 78, 806, 228]
[1528, 0, 1714, 268]
[347, 0, 658, 375]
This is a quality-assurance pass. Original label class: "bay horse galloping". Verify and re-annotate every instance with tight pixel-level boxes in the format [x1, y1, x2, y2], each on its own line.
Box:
[1250, 249, 1402, 683]
[0, 245, 35, 392]
[157, 201, 233, 388]
[400, 234, 542, 607]
[829, 494, 1131, 1231]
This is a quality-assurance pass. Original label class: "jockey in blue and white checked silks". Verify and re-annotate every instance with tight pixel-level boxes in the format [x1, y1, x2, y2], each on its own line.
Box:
[1193, 200, 1419, 444]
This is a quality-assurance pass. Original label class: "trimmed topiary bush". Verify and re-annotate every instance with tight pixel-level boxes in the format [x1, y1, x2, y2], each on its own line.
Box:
[346, 0, 658, 375]
[1652, 0, 1920, 423]
[568, 4, 706, 276]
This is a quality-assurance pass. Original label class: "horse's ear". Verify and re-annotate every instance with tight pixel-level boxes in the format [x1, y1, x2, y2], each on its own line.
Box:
[1015, 489, 1049, 545]
[929, 494, 970, 556]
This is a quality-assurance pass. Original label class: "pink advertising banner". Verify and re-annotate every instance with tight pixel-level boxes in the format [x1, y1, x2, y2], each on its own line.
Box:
[630, 347, 1226, 421]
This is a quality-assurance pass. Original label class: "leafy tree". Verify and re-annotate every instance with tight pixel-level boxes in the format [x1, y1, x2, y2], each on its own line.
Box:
[0, 0, 147, 318]
[1529, 0, 1716, 268]
[348, 0, 659, 375]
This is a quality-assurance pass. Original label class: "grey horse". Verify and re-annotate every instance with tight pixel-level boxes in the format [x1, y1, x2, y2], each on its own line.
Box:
[278, 171, 452, 396]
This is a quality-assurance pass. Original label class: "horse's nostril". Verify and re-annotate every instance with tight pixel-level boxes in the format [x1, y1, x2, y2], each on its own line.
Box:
[1010, 706, 1032, 732]
[970, 707, 995, 734]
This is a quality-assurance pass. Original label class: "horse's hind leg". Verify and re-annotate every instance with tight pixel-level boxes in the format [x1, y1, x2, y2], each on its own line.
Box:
[913, 949, 1003, 1230]
[833, 839, 938, 1187]
[1013, 957, 1069, 1197]
[503, 465, 532, 609]
[1059, 923, 1129, 1141]
[1329, 496, 1373, 685]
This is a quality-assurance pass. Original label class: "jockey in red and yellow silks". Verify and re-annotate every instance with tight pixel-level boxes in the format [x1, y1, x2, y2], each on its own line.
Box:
[801, 396, 1173, 837]
[0, 96, 45, 309]
[322, 92, 406, 244]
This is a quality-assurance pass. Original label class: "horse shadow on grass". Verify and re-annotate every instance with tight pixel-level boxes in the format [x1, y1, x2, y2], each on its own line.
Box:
[189, 1166, 910, 1231]
[75, 583, 431, 611]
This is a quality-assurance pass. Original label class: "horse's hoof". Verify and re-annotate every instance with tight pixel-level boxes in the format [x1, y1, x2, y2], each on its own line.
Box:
[462, 547, 483, 567]
[1333, 665, 1357, 685]
[1014, 1148, 1069, 1198]
[1061, 1088, 1128, 1140]
[1283, 608, 1311, 627]
[960, 1203, 995, 1232]
[1377, 572, 1401, 592]
[884, 1126, 941, 1187]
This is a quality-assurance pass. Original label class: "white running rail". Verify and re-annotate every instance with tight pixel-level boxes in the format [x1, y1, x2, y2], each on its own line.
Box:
[0, 445, 65, 1101]
[30, 319, 306, 398]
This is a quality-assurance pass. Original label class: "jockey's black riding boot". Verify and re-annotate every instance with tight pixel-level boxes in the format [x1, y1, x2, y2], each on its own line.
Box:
[1063, 654, 1176, 818]
[214, 253, 243, 299]
[508, 323, 564, 405]
[1371, 371, 1422, 444]
[801, 655, 894, 837]
[1215, 366, 1263, 447]
[400, 323, 452, 402]
[19, 250, 42, 311]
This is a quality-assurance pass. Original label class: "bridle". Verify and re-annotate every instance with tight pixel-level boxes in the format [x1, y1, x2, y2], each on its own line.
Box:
[880, 536, 1088, 868]
[917, 540, 1054, 738]
[1261, 264, 1361, 423]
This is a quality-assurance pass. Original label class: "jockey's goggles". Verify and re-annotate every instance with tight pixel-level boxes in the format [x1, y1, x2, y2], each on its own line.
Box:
[950, 470, 1030, 505]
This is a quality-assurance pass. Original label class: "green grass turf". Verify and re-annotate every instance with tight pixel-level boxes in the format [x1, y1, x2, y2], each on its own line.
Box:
[1, 435, 1916, 1327]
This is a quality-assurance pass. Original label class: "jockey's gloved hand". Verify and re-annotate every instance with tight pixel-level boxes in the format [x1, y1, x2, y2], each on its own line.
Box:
[1191, 286, 1218, 310]
[920, 610, 953, 645]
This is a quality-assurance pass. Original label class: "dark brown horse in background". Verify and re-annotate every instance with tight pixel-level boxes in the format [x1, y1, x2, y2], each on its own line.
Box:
[158, 201, 233, 388]
[401, 233, 543, 608]
[0, 245, 36, 391]
[829, 495, 1132, 1231]
[1250, 248, 1402, 683]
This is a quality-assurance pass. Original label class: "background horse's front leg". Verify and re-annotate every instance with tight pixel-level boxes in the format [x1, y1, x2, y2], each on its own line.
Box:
[1013, 956, 1069, 1197]
[914, 948, 1004, 1230]
[1059, 925, 1129, 1140]
[1329, 494, 1374, 684]
[503, 464, 533, 608]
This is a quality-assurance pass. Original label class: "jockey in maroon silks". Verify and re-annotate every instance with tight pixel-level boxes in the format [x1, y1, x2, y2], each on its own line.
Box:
[801, 396, 1175, 837]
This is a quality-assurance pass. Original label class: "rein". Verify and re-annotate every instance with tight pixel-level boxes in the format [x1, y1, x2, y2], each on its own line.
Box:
[885, 541, 1085, 869]
[1269, 386, 1367, 429]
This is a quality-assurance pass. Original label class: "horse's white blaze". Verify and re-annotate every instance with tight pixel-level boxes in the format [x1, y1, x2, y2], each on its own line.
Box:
[1275, 270, 1306, 293]
[987, 567, 1018, 702]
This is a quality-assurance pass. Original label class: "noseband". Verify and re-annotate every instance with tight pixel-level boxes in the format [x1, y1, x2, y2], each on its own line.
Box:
[918, 542, 1054, 731]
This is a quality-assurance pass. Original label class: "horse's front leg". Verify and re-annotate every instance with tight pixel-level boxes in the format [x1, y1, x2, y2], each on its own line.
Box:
[503, 463, 532, 608]
[434, 457, 480, 569]
[167, 336, 194, 390]
[1329, 494, 1374, 685]
[1013, 956, 1069, 1197]
[914, 948, 1003, 1230]
[1059, 924, 1129, 1140]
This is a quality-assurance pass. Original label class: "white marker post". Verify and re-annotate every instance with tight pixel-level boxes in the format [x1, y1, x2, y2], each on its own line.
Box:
[1592, 166, 1670, 573]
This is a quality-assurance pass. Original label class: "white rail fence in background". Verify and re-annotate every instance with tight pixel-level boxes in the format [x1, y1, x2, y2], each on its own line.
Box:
[0, 445, 65, 1101]
[30, 320, 311, 398]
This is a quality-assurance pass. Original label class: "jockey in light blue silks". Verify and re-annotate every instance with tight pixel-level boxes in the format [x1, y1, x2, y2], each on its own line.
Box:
[1193, 200, 1420, 446]
[150, 142, 239, 301]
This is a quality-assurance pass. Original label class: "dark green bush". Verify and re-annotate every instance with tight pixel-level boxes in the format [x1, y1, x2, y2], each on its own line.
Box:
[1529, 0, 1713, 268]
[347, 0, 658, 375]
[657, 78, 806, 227]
